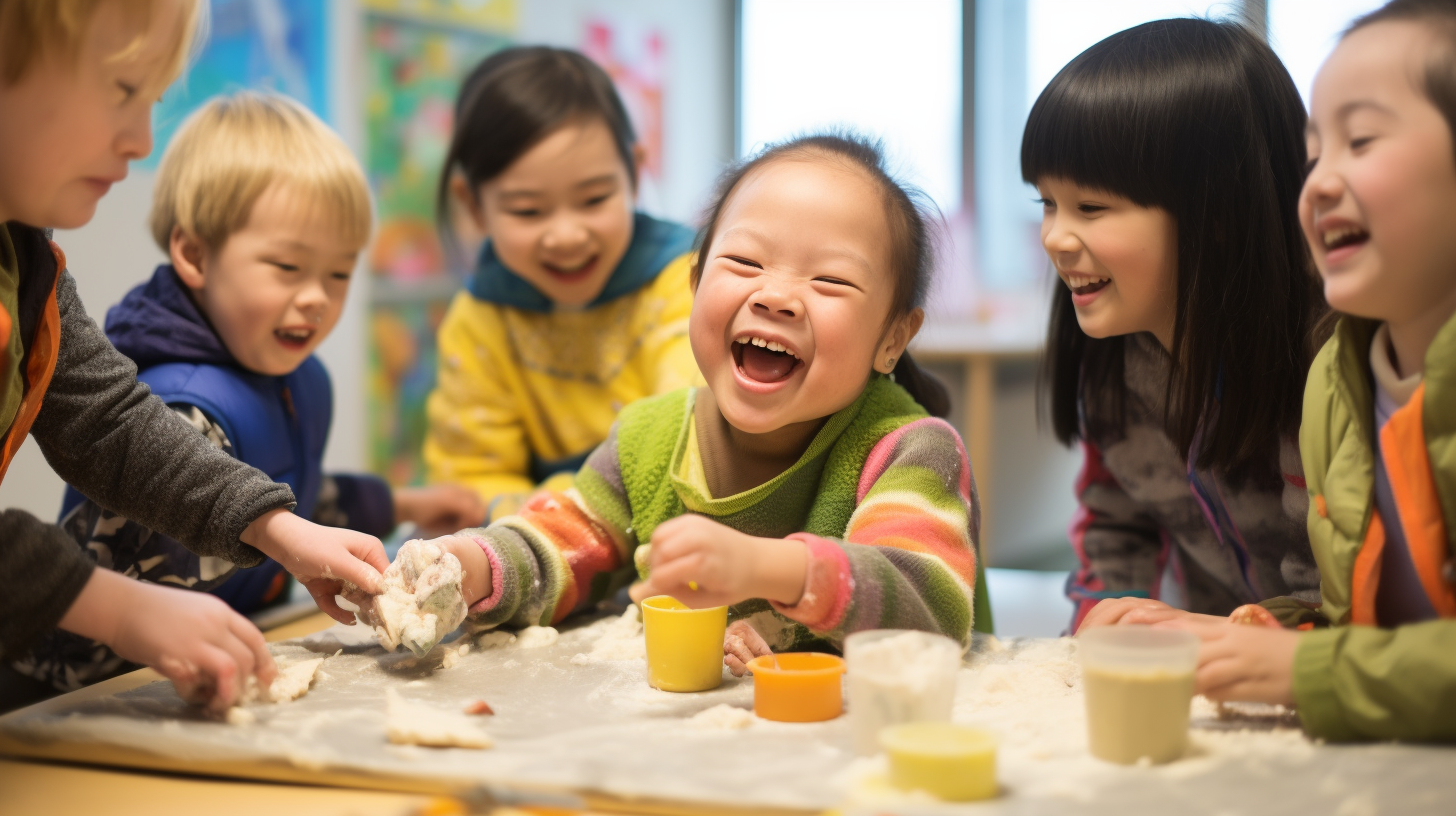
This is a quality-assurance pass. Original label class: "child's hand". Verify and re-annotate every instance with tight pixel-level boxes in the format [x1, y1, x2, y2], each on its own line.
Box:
[723, 619, 772, 677]
[627, 515, 808, 609]
[242, 508, 388, 623]
[61, 570, 276, 715]
[1169, 618, 1299, 705]
[394, 485, 487, 538]
[1078, 597, 1194, 631]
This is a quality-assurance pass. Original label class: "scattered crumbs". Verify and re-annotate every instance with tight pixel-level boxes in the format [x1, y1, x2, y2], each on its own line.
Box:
[332, 649, 343, 658]
[224, 707, 256, 726]
[688, 704, 754, 730]
[441, 649, 460, 670]
[475, 630, 517, 650]
[456, 643, 471, 656]
[515, 626, 560, 649]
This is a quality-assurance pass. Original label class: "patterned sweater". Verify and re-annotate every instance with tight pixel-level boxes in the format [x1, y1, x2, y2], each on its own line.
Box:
[459, 376, 986, 650]
[1068, 332, 1320, 629]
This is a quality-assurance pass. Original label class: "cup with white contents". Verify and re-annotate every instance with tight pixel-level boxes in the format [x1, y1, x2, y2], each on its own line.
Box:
[844, 629, 963, 756]
[1077, 625, 1199, 765]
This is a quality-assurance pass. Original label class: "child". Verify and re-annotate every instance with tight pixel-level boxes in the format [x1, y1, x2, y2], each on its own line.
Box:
[10, 92, 487, 692]
[1171, 0, 1456, 742]
[426, 47, 700, 521]
[0, 0, 387, 713]
[1021, 18, 1329, 631]
[389, 133, 992, 671]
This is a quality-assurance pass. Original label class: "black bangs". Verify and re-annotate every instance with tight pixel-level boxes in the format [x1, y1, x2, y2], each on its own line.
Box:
[1029, 17, 1325, 484]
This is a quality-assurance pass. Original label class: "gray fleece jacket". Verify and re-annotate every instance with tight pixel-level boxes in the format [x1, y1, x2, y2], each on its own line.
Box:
[0, 223, 295, 658]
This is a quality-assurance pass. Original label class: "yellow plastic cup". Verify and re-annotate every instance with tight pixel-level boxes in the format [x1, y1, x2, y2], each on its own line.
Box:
[880, 722, 998, 802]
[641, 596, 728, 692]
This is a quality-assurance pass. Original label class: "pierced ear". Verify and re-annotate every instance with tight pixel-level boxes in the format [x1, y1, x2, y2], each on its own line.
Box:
[449, 173, 488, 234]
[169, 226, 209, 291]
[875, 308, 926, 374]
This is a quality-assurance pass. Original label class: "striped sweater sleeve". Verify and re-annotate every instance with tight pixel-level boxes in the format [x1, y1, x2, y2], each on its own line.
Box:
[771, 417, 980, 646]
[462, 425, 634, 629]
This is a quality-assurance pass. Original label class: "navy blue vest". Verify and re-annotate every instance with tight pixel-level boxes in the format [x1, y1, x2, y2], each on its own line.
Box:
[62, 356, 332, 612]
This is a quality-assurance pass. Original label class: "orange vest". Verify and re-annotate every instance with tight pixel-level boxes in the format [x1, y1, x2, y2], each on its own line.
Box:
[0, 241, 64, 483]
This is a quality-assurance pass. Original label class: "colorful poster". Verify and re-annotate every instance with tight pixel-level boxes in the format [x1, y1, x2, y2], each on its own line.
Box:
[362, 0, 517, 32]
[364, 15, 508, 482]
[582, 17, 666, 185]
[147, 0, 330, 168]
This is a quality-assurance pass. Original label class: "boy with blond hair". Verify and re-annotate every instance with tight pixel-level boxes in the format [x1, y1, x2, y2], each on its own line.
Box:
[0, 0, 389, 713]
[14, 91, 486, 691]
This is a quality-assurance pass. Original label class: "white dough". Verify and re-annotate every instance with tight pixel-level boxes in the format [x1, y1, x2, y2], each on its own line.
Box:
[237, 657, 325, 707]
[475, 630, 517, 650]
[688, 704, 754, 730]
[385, 689, 492, 749]
[358, 539, 468, 657]
[515, 626, 560, 649]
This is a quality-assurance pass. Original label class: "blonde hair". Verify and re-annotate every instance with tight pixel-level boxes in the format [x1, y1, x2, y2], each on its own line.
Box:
[150, 91, 373, 254]
[0, 0, 205, 87]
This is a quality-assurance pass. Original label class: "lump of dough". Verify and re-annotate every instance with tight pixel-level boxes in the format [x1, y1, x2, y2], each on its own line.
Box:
[238, 657, 325, 705]
[358, 539, 468, 658]
[385, 689, 492, 749]
[515, 626, 559, 649]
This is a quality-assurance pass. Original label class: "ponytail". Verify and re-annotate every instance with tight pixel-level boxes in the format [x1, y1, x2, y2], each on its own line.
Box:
[892, 351, 950, 419]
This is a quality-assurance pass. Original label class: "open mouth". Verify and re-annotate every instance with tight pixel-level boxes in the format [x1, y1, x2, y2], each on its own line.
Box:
[732, 335, 802, 384]
[1064, 272, 1111, 297]
[274, 327, 315, 350]
[542, 256, 599, 280]
[1321, 225, 1369, 255]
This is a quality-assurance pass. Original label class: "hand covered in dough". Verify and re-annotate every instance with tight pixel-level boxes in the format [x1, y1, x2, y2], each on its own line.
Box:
[242, 508, 388, 624]
[361, 538, 469, 657]
[723, 619, 772, 677]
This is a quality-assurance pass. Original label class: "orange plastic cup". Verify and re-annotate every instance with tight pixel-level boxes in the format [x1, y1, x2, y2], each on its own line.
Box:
[747, 653, 846, 722]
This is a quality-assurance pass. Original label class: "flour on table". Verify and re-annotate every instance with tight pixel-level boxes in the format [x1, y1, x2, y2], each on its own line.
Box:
[570, 606, 645, 664]
[515, 626, 560, 649]
[475, 630, 517, 650]
[385, 688, 492, 749]
[358, 539, 467, 657]
[688, 704, 754, 730]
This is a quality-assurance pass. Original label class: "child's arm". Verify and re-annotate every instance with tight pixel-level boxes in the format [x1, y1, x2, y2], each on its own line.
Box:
[423, 299, 539, 518]
[634, 417, 981, 647]
[1066, 440, 1171, 630]
[30, 273, 386, 618]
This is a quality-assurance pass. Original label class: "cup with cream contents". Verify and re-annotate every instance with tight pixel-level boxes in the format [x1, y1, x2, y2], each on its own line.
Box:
[1077, 625, 1199, 765]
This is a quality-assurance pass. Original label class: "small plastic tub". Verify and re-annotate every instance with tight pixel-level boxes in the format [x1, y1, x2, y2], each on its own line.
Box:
[747, 653, 845, 722]
[641, 596, 728, 692]
[1078, 625, 1199, 764]
[880, 722, 998, 801]
[845, 629, 962, 755]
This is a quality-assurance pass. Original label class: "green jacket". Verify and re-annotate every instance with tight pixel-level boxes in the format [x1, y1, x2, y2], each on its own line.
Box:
[1295, 313, 1456, 741]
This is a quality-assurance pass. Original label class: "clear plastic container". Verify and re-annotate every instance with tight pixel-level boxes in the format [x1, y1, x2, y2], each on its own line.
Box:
[1077, 625, 1199, 764]
[845, 629, 963, 756]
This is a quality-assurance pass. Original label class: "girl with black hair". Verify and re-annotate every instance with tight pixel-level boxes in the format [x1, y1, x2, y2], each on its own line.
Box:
[1023, 18, 1328, 631]
[408, 133, 990, 674]
[424, 47, 700, 521]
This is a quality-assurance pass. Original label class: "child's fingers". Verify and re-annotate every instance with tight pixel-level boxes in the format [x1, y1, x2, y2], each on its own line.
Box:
[195, 644, 241, 714]
[724, 652, 749, 677]
[642, 553, 707, 594]
[1193, 653, 1250, 697]
[230, 615, 276, 686]
[305, 579, 359, 624]
[328, 550, 386, 595]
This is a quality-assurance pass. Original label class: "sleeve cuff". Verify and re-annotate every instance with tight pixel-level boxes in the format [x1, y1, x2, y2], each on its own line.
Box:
[1292, 627, 1358, 741]
[769, 534, 853, 633]
[466, 533, 506, 616]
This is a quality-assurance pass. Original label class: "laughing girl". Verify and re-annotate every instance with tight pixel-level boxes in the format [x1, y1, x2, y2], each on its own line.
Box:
[416, 133, 989, 669]
[1024, 19, 1329, 631]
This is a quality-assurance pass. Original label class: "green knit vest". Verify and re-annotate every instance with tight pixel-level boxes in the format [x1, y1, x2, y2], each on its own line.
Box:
[615, 375, 993, 634]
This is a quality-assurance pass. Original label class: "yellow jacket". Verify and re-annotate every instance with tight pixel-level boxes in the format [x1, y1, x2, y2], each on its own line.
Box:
[425, 250, 699, 518]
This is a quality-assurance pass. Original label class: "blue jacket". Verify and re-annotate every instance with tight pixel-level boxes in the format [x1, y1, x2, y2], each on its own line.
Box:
[59, 265, 394, 612]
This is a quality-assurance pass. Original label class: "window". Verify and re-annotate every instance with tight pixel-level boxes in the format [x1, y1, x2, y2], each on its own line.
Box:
[1267, 0, 1386, 107]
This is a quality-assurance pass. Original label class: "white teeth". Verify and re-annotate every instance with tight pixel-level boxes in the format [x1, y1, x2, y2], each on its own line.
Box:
[1064, 273, 1110, 289]
[735, 335, 798, 358]
[1322, 226, 1366, 248]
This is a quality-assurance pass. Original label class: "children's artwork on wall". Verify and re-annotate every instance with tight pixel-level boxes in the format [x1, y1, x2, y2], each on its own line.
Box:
[146, 0, 330, 169]
[364, 12, 509, 483]
[362, 0, 517, 32]
[582, 17, 667, 209]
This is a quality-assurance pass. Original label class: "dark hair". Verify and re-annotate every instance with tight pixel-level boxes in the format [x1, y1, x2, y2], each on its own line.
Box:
[437, 47, 637, 241]
[1023, 18, 1324, 482]
[691, 132, 951, 418]
[1348, 0, 1456, 161]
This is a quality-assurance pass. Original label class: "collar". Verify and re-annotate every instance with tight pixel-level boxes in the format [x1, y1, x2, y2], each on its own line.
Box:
[466, 211, 694, 313]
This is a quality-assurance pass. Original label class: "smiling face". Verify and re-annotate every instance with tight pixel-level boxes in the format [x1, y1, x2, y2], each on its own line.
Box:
[457, 118, 638, 308]
[0, 0, 185, 228]
[691, 157, 920, 435]
[174, 184, 360, 376]
[1300, 21, 1456, 336]
[1036, 178, 1179, 350]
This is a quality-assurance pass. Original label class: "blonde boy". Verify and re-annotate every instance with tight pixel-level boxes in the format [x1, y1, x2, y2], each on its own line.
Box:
[0, 0, 388, 713]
